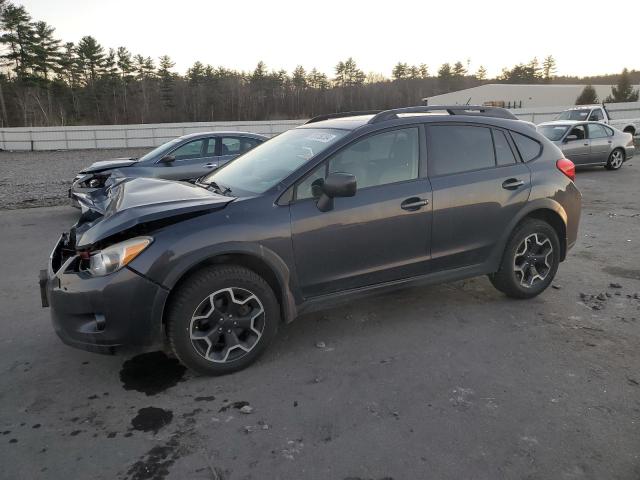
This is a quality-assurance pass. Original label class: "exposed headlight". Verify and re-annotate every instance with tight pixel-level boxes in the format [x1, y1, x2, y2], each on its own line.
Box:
[88, 178, 102, 188]
[88, 237, 152, 276]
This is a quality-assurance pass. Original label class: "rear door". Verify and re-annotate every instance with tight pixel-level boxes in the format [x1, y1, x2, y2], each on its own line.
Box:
[289, 126, 432, 297]
[586, 123, 612, 164]
[561, 124, 591, 165]
[426, 124, 532, 270]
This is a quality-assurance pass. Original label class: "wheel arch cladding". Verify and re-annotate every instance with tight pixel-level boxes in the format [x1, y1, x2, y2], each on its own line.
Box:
[494, 203, 568, 267]
[162, 249, 297, 328]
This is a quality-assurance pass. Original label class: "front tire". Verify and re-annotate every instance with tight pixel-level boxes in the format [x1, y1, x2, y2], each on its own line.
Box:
[167, 265, 280, 375]
[489, 219, 560, 299]
[605, 148, 624, 170]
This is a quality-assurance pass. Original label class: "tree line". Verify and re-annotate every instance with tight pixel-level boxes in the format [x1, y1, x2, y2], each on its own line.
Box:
[0, 1, 638, 127]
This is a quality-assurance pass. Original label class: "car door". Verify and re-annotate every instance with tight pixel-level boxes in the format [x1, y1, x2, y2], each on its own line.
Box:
[218, 137, 262, 167]
[426, 124, 532, 271]
[154, 137, 212, 180]
[586, 123, 612, 164]
[560, 124, 591, 165]
[289, 126, 433, 298]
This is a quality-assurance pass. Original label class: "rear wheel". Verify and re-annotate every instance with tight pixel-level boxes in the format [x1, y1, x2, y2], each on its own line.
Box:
[489, 219, 560, 299]
[605, 148, 624, 170]
[167, 265, 279, 375]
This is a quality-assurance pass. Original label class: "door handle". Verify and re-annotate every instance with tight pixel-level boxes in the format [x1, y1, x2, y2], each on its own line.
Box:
[583, 142, 589, 146]
[401, 197, 429, 211]
[502, 178, 524, 190]
[204, 163, 218, 169]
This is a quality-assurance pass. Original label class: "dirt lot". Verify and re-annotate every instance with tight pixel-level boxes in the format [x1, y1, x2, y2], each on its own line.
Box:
[0, 154, 639, 479]
[0, 148, 148, 210]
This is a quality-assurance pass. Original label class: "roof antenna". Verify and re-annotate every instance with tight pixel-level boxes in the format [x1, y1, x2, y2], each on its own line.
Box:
[465, 97, 471, 105]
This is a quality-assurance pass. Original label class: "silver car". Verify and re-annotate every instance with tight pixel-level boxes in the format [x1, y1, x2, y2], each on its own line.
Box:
[538, 120, 635, 170]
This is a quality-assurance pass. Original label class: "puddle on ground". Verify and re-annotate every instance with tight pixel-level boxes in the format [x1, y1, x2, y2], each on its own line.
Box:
[131, 407, 173, 433]
[120, 351, 186, 396]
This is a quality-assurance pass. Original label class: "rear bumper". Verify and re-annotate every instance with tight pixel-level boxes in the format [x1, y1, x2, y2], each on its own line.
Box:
[624, 145, 635, 160]
[42, 236, 168, 354]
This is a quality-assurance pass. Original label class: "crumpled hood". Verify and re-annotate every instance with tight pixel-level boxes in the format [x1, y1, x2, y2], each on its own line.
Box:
[73, 177, 234, 248]
[80, 157, 137, 174]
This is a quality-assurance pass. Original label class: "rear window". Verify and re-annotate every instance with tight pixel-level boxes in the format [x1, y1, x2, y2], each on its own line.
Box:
[427, 125, 495, 176]
[511, 132, 542, 161]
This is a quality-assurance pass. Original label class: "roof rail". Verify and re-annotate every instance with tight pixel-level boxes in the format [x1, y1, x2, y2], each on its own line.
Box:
[367, 105, 519, 124]
[305, 110, 382, 125]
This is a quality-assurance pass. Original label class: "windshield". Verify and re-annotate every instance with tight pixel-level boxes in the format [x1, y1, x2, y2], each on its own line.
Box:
[555, 109, 590, 121]
[538, 125, 571, 141]
[202, 128, 349, 194]
[136, 138, 181, 162]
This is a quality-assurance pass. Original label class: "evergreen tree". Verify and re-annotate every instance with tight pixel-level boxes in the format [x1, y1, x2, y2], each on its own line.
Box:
[158, 54, 176, 110]
[76, 35, 105, 84]
[438, 63, 452, 80]
[542, 55, 556, 82]
[452, 61, 467, 77]
[292, 65, 307, 89]
[1, 4, 35, 77]
[392, 62, 408, 80]
[575, 85, 598, 105]
[31, 21, 60, 80]
[475, 65, 487, 81]
[605, 68, 639, 102]
[307, 68, 329, 89]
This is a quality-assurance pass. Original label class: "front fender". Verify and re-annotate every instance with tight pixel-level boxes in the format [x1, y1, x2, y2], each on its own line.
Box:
[137, 240, 298, 324]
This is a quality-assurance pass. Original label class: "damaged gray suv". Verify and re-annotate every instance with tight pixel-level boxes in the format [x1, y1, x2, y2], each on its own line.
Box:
[40, 106, 582, 375]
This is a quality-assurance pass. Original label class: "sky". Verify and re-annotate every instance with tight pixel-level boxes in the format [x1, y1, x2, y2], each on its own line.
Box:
[19, 0, 640, 79]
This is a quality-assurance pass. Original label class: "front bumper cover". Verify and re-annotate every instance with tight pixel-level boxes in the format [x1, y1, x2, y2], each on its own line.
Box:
[41, 235, 168, 354]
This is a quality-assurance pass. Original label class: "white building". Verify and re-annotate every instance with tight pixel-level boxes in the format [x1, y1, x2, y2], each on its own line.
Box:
[424, 83, 640, 108]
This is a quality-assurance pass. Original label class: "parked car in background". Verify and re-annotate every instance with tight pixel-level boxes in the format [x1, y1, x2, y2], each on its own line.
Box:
[70, 132, 267, 206]
[41, 105, 581, 375]
[538, 120, 635, 170]
[554, 105, 640, 137]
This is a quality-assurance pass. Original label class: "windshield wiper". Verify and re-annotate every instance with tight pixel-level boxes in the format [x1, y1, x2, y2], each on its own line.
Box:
[203, 180, 232, 196]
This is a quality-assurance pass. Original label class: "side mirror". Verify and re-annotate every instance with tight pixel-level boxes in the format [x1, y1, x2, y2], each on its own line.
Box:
[564, 134, 578, 143]
[159, 154, 176, 163]
[316, 172, 357, 212]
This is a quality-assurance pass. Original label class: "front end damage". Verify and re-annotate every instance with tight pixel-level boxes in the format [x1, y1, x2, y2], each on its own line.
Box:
[41, 177, 235, 353]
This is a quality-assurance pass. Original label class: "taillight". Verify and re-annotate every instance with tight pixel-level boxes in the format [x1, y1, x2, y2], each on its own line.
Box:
[556, 158, 575, 181]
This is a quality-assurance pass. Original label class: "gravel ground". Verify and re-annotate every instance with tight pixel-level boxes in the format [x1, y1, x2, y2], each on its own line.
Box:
[0, 158, 639, 479]
[0, 148, 148, 209]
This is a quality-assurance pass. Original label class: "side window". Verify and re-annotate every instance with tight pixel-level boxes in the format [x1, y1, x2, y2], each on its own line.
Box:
[589, 109, 603, 121]
[604, 125, 614, 136]
[171, 139, 205, 161]
[511, 132, 542, 161]
[240, 138, 261, 153]
[428, 125, 494, 176]
[492, 129, 517, 166]
[205, 138, 218, 157]
[222, 137, 242, 155]
[328, 128, 419, 189]
[587, 123, 608, 139]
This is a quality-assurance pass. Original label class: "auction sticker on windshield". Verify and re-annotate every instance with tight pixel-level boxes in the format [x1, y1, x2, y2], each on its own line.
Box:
[306, 132, 337, 143]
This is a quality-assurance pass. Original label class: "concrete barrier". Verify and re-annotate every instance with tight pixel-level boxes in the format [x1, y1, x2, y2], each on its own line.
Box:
[1, 101, 639, 151]
[0, 119, 306, 151]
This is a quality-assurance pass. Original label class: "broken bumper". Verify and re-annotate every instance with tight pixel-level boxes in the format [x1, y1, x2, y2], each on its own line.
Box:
[41, 235, 168, 354]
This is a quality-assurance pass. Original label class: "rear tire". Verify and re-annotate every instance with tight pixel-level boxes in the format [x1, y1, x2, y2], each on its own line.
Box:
[489, 219, 560, 299]
[605, 148, 624, 170]
[167, 265, 280, 375]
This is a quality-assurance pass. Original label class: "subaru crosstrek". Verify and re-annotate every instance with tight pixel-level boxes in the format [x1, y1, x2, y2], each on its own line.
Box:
[40, 106, 581, 375]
